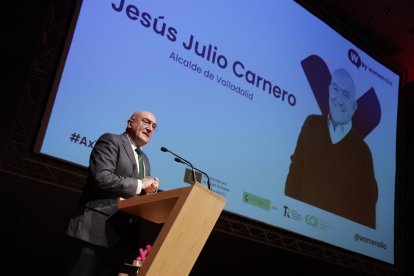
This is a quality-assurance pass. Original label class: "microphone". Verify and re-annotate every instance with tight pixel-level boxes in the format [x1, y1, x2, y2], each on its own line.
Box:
[196, 169, 212, 191]
[160, 147, 197, 183]
[174, 158, 212, 190]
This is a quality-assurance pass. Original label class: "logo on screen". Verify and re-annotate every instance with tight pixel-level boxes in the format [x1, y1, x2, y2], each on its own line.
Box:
[348, 49, 362, 69]
[348, 48, 393, 86]
[305, 215, 318, 227]
[283, 206, 303, 222]
[283, 205, 290, 218]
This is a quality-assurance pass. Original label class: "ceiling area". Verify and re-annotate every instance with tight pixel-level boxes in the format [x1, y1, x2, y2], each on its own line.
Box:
[299, 0, 414, 85]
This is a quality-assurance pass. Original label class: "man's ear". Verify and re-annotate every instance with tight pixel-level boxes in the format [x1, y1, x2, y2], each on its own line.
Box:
[353, 101, 358, 113]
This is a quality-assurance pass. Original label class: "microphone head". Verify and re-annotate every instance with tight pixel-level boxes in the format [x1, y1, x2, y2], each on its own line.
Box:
[160, 146, 168, 152]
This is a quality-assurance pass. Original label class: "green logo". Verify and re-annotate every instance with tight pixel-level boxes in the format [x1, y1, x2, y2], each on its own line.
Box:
[305, 215, 318, 227]
[242, 192, 270, 211]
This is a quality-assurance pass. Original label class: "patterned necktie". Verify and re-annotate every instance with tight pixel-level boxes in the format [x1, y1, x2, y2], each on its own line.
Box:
[135, 148, 145, 179]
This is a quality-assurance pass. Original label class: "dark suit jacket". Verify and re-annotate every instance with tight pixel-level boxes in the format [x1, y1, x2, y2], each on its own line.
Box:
[66, 132, 151, 247]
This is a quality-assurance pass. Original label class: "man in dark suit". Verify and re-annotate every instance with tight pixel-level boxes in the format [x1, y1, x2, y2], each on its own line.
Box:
[285, 69, 378, 229]
[65, 110, 160, 276]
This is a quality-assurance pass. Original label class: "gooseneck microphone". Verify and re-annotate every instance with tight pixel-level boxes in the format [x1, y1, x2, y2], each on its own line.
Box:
[160, 146, 197, 183]
[174, 158, 212, 190]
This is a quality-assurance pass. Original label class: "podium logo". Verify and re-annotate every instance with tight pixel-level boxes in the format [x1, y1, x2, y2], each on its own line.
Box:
[183, 168, 202, 184]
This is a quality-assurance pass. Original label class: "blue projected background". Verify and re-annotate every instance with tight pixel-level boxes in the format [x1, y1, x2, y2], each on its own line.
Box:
[37, 0, 399, 263]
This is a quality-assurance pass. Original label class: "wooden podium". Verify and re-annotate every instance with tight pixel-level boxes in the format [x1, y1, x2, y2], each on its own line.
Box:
[118, 182, 226, 275]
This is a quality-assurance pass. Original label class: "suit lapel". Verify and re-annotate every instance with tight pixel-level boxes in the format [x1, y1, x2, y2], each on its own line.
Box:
[121, 133, 138, 177]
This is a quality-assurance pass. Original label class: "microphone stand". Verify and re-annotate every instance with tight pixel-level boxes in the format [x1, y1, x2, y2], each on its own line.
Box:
[175, 158, 211, 190]
[160, 146, 212, 190]
[161, 147, 196, 183]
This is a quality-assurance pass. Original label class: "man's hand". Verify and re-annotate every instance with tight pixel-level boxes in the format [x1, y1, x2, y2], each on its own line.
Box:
[142, 176, 159, 194]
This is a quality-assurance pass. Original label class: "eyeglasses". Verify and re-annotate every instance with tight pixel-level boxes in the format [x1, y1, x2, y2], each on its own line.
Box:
[139, 118, 157, 130]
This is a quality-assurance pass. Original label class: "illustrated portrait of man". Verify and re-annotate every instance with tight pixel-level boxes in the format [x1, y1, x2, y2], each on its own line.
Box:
[284, 68, 378, 229]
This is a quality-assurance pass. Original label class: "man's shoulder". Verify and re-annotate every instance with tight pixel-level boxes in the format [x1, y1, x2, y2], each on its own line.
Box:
[98, 132, 125, 141]
[96, 133, 128, 146]
[305, 114, 324, 120]
[304, 114, 325, 125]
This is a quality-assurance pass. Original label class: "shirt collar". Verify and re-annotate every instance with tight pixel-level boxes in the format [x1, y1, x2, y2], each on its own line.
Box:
[328, 116, 352, 144]
[126, 133, 141, 151]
